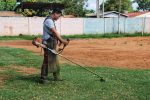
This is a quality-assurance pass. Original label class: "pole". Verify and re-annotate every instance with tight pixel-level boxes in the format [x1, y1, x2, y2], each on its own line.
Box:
[102, 0, 105, 34]
[4, 0, 7, 11]
[118, 0, 121, 34]
[102, 0, 104, 18]
[142, 16, 146, 35]
[96, 0, 100, 18]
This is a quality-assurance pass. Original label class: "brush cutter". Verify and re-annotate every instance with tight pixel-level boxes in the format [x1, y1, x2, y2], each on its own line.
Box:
[32, 37, 105, 82]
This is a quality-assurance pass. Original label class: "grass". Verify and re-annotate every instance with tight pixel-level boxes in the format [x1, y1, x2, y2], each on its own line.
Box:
[0, 47, 42, 67]
[63, 33, 150, 39]
[0, 35, 41, 40]
[0, 47, 150, 100]
[0, 33, 150, 40]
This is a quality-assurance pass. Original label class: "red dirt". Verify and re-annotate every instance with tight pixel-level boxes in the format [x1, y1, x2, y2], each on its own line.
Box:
[12, 66, 40, 75]
[0, 75, 8, 87]
[0, 68, 5, 72]
[1, 37, 150, 69]
[0, 66, 39, 86]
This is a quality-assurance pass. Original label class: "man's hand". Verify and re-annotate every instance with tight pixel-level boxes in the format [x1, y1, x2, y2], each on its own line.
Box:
[61, 39, 69, 46]
[50, 28, 70, 46]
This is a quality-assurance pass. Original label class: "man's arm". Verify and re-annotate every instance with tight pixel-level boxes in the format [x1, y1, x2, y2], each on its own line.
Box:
[50, 28, 68, 45]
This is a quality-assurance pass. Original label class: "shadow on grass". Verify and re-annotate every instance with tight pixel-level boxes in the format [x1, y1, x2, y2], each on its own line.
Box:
[17, 75, 40, 83]
[6, 74, 63, 85]
[5, 74, 40, 85]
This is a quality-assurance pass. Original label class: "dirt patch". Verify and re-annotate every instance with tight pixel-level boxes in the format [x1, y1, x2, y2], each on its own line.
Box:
[0, 66, 39, 87]
[1, 37, 150, 69]
[0, 68, 6, 72]
[12, 66, 40, 75]
[0, 75, 8, 87]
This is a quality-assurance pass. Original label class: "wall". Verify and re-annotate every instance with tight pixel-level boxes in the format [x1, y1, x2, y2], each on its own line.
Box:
[136, 12, 150, 17]
[84, 17, 150, 34]
[0, 17, 150, 36]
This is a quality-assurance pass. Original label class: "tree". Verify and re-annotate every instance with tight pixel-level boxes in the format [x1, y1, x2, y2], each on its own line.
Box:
[0, 0, 89, 17]
[134, 0, 150, 11]
[102, 0, 133, 13]
[24, 0, 88, 17]
[0, 0, 16, 11]
[61, 0, 88, 17]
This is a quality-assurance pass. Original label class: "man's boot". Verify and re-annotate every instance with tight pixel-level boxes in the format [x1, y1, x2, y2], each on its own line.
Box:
[40, 78, 50, 84]
[53, 72, 63, 81]
[40, 64, 49, 84]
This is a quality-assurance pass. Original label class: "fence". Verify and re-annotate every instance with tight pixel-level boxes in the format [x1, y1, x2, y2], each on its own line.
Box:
[0, 17, 150, 36]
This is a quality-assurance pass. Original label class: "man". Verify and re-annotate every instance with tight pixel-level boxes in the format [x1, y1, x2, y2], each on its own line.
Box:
[40, 9, 69, 84]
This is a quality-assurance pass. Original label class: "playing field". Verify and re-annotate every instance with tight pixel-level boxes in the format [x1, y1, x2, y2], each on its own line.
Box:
[0, 36, 150, 69]
[0, 36, 150, 99]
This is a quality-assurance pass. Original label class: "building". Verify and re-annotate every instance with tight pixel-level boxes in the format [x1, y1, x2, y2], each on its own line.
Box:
[86, 11, 128, 18]
[14, 2, 64, 12]
[13, 2, 65, 17]
[128, 12, 150, 17]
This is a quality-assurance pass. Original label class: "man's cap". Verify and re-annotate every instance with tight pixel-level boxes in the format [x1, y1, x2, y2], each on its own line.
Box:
[52, 8, 63, 15]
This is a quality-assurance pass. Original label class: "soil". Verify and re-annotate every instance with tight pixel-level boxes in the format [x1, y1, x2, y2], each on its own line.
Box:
[0, 75, 8, 87]
[1, 37, 150, 69]
[0, 66, 39, 86]
[12, 66, 40, 75]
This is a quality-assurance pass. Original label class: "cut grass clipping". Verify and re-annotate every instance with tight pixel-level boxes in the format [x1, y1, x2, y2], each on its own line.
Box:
[0, 47, 150, 100]
[1, 33, 150, 40]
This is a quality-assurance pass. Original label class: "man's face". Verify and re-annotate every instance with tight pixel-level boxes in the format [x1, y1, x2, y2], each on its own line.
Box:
[53, 13, 62, 20]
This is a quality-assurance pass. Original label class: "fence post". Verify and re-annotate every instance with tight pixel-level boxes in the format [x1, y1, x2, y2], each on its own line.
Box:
[124, 18, 126, 34]
[142, 17, 145, 35]
[143, 17, 146, 34]
[113, 17, 115, 33]
[104, 18, 105, 34]
[118, 17, 120, 34]
[83, 18, 84, 35]
[28, 17, 30, 34]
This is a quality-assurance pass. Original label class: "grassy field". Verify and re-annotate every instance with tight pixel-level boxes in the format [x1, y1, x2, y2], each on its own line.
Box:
[1, 33, 150, 40]
[0, 47, 150, 100]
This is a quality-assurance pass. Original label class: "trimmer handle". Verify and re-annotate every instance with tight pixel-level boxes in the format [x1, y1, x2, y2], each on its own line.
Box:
[66, 38, 70, 42]
[67, 38, 70, 44]
[64, 38, 70, 47]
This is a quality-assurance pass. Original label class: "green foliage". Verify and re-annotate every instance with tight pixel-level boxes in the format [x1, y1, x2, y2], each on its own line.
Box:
[17, 0, 50, 16]
[15, 0, 88, 17]
[102, 0, 133, 12]
[0, 0, 16, 11]
[135, 0, 150, 11]
[0, 0, 90, 17]
[22, 0, 50, 2]
[84, 9, 95, 14]
[0, 47, 150, 99]
[62, 33, 150, 39]
[61, 0, 88, 17]
[1, 33, 150, 41]
[0, 47, 42, 67]
[0, 35, 41, 40]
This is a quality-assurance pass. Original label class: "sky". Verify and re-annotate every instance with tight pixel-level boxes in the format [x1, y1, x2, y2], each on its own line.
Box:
[86, 0, 139, 11]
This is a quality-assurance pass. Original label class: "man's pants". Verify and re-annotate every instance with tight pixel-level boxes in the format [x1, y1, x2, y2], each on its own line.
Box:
[40, 38, 60, 80]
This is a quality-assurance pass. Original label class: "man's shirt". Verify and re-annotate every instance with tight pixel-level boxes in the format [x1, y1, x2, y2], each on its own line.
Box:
[43, 17, 55, 41]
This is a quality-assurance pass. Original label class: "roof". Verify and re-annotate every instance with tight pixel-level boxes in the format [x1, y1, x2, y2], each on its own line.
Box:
[104, 11, 128, 17]
[0, 11, 23, 17]
[86, 11, 128, 17]
[14, 2, 65, 11]
[128, 12, 150, 17]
